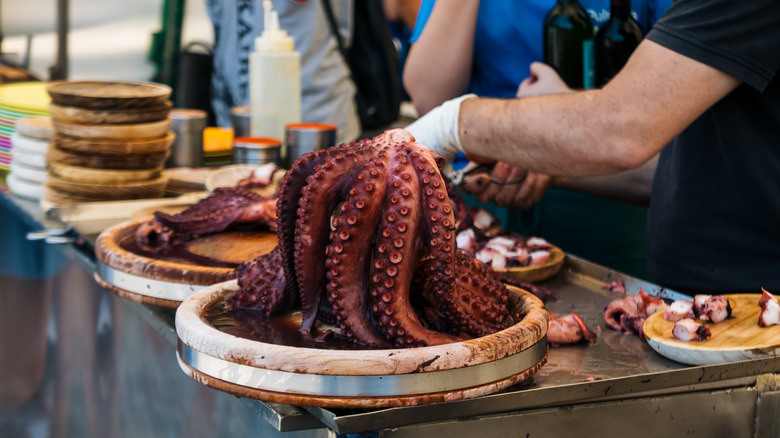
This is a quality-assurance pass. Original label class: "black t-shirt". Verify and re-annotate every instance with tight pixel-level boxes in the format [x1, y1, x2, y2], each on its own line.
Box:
[645, 0, 780, 293]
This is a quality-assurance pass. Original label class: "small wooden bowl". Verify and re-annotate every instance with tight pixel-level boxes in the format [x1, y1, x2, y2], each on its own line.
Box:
[492, 246, 566, 283]
[54, 132, 174, 155]
[47, 80, 171, 109]
[47, 145, 169, 170]
[45, 174, 168, 200]
[48, 161, 162, 184]
[49, 101, 172, 125]
[52, 118, 172, 140]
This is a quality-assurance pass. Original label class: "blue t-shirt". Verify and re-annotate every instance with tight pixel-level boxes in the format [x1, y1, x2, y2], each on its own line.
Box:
[410, 0, 671, 98]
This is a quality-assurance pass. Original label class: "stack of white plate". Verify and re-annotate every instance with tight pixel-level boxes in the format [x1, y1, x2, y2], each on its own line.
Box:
[7, 116, 53, 200]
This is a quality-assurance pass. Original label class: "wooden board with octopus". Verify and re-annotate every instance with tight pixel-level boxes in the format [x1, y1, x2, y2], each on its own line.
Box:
[175, 280, 548, 408]
[94, 217, 276, 308]
[644, 294, 780, 365]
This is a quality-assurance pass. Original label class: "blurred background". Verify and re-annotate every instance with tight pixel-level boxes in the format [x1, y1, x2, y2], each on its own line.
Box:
[1, 0, 213, 82]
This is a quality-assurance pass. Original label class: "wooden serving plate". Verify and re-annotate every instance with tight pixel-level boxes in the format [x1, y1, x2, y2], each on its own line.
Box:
[52, 118, 172, 140]
[45, 174, 168, 200]
[48, 161, 162, 184]
[47, 145, 169, 170]
[94, 218, 277, 308]
[644, 294, 780, 365]
[49, 101, 172, 124]
[46, 80, 171, 109]
[492, 246, 566, 283]
[175, 281, 548, 408]
[54, 132, 174, 155]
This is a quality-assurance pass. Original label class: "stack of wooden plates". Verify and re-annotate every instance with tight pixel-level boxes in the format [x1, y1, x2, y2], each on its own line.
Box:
[7, 116, 53, 200]
[0, 82, 50, 171]
[43, 81, 175, 205]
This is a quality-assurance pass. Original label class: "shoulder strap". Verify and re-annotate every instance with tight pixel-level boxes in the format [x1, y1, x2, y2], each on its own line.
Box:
[320, 0, 349, 61]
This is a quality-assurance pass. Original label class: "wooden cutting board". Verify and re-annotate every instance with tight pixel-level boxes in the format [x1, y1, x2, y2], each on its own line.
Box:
[94, 218, 277, 308]
[644, 294, 780, 365]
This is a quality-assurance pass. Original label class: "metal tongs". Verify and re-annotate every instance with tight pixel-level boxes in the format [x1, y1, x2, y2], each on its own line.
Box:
[446, 161, 529, 186]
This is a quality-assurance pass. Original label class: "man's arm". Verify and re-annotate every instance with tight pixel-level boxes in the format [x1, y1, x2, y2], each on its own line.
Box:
[403, 0, 480, 115]
[457, 40, 741, 177]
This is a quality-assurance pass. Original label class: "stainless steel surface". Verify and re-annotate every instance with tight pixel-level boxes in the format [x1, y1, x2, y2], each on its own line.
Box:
[5, 188, 780, 437]
[377, 388, 760, 438]
[177, 338, 546, 397]
[167, 109, 207, 168]
[303, 256, 778, 434]
[96, 260, 208, 301]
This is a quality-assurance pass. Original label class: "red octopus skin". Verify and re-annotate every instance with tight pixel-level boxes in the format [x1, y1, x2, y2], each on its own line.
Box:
[547, 313, 597, 345]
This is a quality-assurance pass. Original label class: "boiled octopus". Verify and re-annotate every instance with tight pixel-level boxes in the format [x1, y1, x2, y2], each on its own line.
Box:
[547, 313, 597, 345]
[758, 288, 780, 327]
[603, 289, 666, 338]
[136, 186, 278, 253]
[672, 318, 711, 342]
[226, 129, 512, 348]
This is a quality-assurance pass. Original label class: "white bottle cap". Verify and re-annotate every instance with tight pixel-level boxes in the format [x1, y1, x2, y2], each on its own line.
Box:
[255, 0, 295, 53]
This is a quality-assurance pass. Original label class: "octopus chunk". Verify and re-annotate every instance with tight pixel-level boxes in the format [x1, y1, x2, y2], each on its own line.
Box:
[664, 300, 695, 322]
[758, 288, 780, 327]
[672, 318, 711, 342]
[547, 313, 597, 345]
[693, 294, 732, 323]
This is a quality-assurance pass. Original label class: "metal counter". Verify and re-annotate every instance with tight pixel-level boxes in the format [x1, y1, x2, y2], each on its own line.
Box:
[4, 189, 780, 437]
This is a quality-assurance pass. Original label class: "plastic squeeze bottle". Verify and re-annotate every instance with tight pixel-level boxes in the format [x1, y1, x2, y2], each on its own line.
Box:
[249, 1, 301, 163]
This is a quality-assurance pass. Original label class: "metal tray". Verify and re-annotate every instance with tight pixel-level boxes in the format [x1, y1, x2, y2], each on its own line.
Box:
[302, 256, 780, 435]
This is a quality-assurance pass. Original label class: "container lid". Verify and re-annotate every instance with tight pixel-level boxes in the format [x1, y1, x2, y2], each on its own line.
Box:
[233, 136, 282, 149]
[285, 122, 338, 132]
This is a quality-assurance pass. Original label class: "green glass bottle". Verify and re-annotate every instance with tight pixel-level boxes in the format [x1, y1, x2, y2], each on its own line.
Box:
[543, 0, 596, 89]
[594, 0, 644, 87]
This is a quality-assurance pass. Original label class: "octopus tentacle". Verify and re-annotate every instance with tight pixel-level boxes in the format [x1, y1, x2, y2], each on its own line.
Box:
[371, 151, 462, 347]
[418, 252, 510, 337]
[294, 148, 375, 332]
[325, 157, 391, 347]
[227, 247, 291, 314]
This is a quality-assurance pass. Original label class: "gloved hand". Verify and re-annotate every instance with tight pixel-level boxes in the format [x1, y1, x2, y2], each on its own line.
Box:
[405, 94, 477, 162]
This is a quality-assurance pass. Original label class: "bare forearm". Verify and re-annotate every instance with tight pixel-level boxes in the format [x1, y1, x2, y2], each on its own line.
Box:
[456, 41, 741, 178]
[556, 154, 658, 206]
[403, 0, 480, 115]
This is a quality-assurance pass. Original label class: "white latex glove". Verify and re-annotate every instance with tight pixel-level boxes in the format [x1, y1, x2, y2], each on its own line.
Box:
[405, 94, 477, 162]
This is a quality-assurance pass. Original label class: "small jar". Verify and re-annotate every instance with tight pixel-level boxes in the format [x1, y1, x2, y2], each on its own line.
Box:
[284, 123, 337, 168]
[166, 109, 208, 168]
[230, 105, 251, 138]
[232, 136, 282, 165]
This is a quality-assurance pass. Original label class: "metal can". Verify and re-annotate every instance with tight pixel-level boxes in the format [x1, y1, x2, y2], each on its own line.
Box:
[232, 136, 282, 166]
[284, 123, 337, 168]
[166, 109, 207, 168]
[230, 105, 251, 138]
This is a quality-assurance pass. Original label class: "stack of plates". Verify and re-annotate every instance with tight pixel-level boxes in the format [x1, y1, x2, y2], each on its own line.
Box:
[0, 82, 50, 171]
[7, 117, 53, 200]
[44, 81, 175, 205]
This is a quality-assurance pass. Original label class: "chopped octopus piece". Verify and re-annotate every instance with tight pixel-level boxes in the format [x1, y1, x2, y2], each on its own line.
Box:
[672, 318, 711, 342]
[693, 294, 732, 323]
[547, 313, 597, 345]
[758, 288, 780, 327]
[237, 162, 279, 188]
[603, 289, 666, 337]
[664, 300, 695, 322]
[471, 208, 500, 231]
